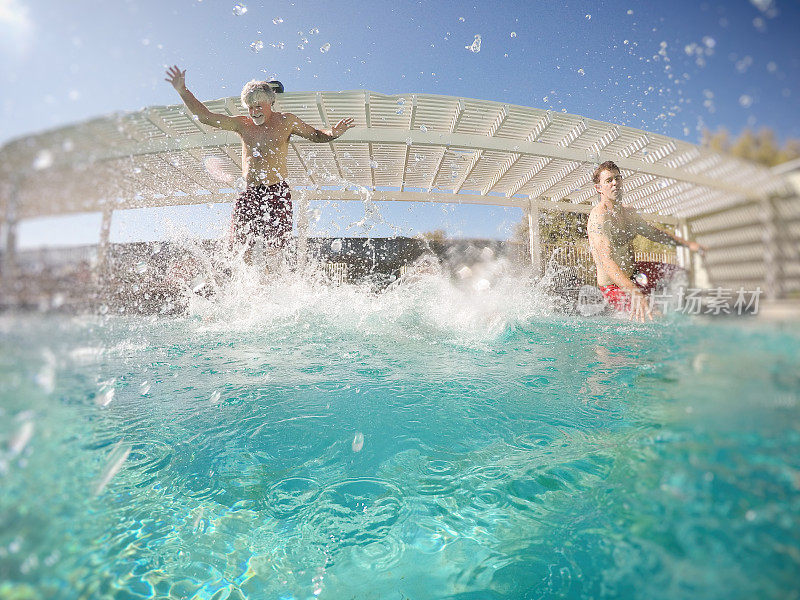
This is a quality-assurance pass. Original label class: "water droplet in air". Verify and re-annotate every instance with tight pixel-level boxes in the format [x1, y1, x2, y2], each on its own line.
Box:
[465, 34, 481, 53]
[627, 9, 633, 15]
[320, 43, 331, 53]
[458, 16, 465, 22]
[420, 124, 428, 132]
[139, 381, 151, 395]
[397, 97, 406, 105]
[33, 150, 54, 170]
[634, 272, 648, 287]
[272, 17, 283, 24]
[510, 31, 517, 38]
[309, 27, 319, 34]
[577, 68, 585, 76]
[209, 391, 221, 404]
[330, 239, 342, 253]
[135, 261, 148, 274]
[585, 14, 591, 20]
[250, 40, 264, 53]
[369, 159, 378, 169]
[232, 3, 247, 16]
[396, 108, 404, 115]
[352, 432, 364, 452]
[739, 94, 753, 108]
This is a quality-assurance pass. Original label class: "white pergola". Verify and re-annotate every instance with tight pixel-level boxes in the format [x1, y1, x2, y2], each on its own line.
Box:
[0, 90, 794, 290]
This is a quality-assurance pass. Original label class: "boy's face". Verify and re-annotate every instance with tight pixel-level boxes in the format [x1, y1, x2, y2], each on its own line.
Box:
[595, 169, 623, 202]
[248, 100, 272, 126]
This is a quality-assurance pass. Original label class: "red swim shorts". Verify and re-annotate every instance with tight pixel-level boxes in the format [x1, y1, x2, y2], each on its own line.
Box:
[231, 181, 293, 249]
[598, 285, 631, 311]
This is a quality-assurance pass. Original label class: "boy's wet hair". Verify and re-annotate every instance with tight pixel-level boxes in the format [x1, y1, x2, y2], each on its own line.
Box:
[592, 160, 620, 184]
[240, 80, 277, 108]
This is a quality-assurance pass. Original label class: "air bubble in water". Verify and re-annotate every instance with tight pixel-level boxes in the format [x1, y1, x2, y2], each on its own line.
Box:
[95, 386, 115, 407]
[465, 34, 481, 53]
[320, 43, 331, 53]
[9, 421, 34, 457]
[272, 17, 283, 24]
[352, 432, 364, 452]
[94, 443, 131, 495]
[232, 3, 247, 16]
[330, 239, 342, 253]
[250, 40, 264, 53]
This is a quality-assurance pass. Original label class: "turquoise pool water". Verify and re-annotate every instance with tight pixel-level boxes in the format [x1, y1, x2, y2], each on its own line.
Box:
[1, 274, 799, 599]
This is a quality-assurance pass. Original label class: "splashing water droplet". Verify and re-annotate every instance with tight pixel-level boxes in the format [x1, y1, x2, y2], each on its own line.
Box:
[352, 432, 365, 452]
[232, 3, 247, 16]
[396, 108, 404, 115]
[634, 272, 649, 287]
[419, 124, 428, 132]
[309, 27, 319, 34]
[465, 34, 482, 53]
[134, 261, 148, 275]
[458, 16, 465, 22]
[320, 43, 331, 53]
[369, 159, 378, 169]
[585, 14, 591, 19]
[272, 17, 283, 24]
[627, 9, 633, 15]
[510, 31, 517, 38]
[577, 68, 585, 76]
[209, 390, 221, 404]
[250, 40, 264, 53]
[33, 150, 54, 171]
[139, 381, 151, 395]
[330, 238, 342, 253]
[397, 97, 406, 105]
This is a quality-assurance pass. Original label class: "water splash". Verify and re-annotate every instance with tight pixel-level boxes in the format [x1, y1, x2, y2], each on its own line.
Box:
[94, 442, 132, 495]
[465, 34, 481, 53]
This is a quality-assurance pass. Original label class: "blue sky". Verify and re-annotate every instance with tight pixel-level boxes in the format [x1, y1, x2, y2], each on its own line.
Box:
[2, 0, 798, 247]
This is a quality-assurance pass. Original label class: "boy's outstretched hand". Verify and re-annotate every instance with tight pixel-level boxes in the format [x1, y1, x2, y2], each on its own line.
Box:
[165, 65, 187, 92]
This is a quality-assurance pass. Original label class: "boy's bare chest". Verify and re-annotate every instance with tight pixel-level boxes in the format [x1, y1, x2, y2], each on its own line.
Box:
[240, 124, 290, 150]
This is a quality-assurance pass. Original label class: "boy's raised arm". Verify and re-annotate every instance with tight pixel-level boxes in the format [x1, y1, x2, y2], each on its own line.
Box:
[165, 66, 240, 132]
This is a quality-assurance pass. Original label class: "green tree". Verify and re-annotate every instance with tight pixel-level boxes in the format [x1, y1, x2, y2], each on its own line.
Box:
[701, 127, 800, 167]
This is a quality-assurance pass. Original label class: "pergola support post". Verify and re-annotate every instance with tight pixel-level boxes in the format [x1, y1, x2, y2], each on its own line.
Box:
[1, 183, 19, 291]
[96, 207, 113, 282]
[761, 197, 783, 301]
[295, 189, 310, 270]
[527, 198, 542, 278]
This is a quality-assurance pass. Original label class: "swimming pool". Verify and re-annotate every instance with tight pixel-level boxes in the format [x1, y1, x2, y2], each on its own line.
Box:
[1, 272, 799, 599]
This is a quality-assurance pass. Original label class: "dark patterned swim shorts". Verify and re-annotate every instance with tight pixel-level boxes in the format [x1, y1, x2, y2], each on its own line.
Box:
[231, 181, 293, 249]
